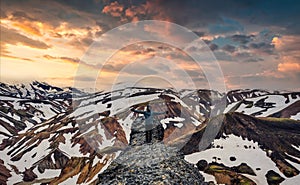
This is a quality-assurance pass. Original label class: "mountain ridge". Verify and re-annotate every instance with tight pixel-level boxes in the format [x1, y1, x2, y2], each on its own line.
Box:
[0, 81, 300, 184]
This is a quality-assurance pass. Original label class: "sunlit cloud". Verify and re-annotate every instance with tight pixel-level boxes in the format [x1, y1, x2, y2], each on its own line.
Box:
[0, 0, 300, 91]
[1, 54, 34, 62]
[0, 25, 50, 50]
[278, 62, 300, 72]
[43, 54, 80, 64]
[272, 36, 282, 48]
[102, 1, 124, 17]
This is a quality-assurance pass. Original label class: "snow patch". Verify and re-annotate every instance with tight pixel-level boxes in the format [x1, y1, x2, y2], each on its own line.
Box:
[291, 112, 300, 120]
[184, 134, 284, 185]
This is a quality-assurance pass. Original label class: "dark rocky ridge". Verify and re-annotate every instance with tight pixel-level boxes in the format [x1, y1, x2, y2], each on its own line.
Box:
[97, 117, 205, 184]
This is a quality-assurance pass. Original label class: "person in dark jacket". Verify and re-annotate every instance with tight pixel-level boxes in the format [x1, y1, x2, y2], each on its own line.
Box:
[131, 105, 166, 143]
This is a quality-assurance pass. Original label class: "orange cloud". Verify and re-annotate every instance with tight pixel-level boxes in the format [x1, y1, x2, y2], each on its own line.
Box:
[272, 36, 282, 49]
[102, 1, 171, 22]
[143, 1, 172, 21]
[43, 54, 81, 64]
[12, 21, 43, 36]
[124, 3, 149, 21]
[0, 25, 50, 49]
[272, 35, 300, 73]
[278, 62, 300, 72]
[1, 54, 34, 62]
[3, 14, 101, 53]
[102, 1, 124, 17]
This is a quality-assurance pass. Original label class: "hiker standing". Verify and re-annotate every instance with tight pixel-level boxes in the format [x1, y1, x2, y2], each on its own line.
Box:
[131, 105, 165, 143]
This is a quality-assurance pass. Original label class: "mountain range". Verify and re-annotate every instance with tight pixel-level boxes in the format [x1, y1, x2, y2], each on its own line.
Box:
[0, 81, 299, 185]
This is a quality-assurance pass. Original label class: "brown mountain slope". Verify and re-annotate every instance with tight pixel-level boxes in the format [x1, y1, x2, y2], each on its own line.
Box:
[180, 112, 300, 178]
[269, 100, 300, 118]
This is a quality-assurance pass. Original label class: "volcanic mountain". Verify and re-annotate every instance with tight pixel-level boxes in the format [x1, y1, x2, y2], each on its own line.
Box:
[0, 82, 299, 184]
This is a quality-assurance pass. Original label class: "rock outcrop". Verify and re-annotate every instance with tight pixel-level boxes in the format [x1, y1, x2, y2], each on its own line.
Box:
[0, 159, 11, 184]
[195, 160, 256, 185]
[97, 117, 205, 184]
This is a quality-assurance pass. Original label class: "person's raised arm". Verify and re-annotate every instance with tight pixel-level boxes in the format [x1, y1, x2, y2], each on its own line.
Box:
[153, 110, 168, 116]
[131, 108, 146, 114]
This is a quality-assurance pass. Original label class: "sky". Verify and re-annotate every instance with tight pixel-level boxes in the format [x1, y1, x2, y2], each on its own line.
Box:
[0, 0, 300, 92]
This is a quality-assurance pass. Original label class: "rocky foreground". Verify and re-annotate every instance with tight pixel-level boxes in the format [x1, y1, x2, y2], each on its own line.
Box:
[97, 117, 205, 184]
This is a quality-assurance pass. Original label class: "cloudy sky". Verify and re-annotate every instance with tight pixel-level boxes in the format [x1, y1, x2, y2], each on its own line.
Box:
[1, 0, 300, 92]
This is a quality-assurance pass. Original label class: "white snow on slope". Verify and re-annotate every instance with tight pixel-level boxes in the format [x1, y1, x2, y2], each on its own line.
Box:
[232, 94, 300, 117]
[291, 112, 300, 120]
[59, 133, 89, 157]
[184, 134, 300, 185]
[160, 117, 185, 129]
[118, 112, 134, 142]
[110, 93, 161, 115]
[72, 93, 161, 119]
[179, 89, 194, 98]
[199, 171, 217, 184]
[223, 101, 239, 113]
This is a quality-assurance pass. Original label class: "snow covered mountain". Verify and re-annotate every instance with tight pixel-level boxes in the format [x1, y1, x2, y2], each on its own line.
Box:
[0, 82, 299, 184]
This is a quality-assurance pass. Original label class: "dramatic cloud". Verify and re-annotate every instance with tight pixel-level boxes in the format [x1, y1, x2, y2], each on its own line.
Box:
[278, 62, 300, 72]
[249, 42, 275, 55]
[209, 43, 219, 51]
[101, 0, 171, 22]
[0, 25, 50, 49]
[273, 35, 300, 62]
[272, 35, 300, 76]
[222, 44, 236, 53]
[243, 58, 264, 63]
[231, 34, 254, 44]
[1, 54, 34, 62]
[1, 0, 300, 91]
[43, 55, 80, 64]
[102, 1, 124, 17]
[11, 11, 36, 21]
[206, 30, 280, 64]
[214, 51, 233, 62]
